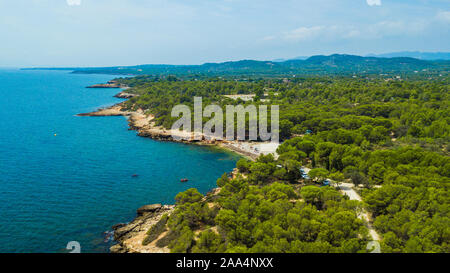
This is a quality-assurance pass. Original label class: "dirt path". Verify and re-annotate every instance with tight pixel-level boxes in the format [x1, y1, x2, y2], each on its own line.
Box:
[301, 168, 381, 242]
[338, 182, 380, 241]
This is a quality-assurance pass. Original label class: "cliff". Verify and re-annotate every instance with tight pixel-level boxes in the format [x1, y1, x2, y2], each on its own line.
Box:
[110, 204, 175, 253]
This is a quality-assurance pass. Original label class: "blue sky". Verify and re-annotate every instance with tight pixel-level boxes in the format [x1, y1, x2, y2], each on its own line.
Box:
[1, 0, 449, 66]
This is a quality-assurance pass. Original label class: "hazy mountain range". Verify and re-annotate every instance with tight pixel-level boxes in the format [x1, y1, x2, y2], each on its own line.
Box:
[274, 52, 450, 62]
[24, 54, 450, 77]
[366, 51, 450, 60]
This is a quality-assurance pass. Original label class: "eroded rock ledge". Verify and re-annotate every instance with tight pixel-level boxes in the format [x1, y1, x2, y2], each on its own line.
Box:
[86, 80, 128, 89]
[110, 204, 175, 253]
[114, 91, 138, 99]
[76, 105, 129, 117]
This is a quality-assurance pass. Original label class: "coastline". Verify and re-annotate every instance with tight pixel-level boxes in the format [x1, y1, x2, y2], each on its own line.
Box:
[77, 99, 277, 160]
[77, 87, 279, 253]
[110, 204, 175, 253]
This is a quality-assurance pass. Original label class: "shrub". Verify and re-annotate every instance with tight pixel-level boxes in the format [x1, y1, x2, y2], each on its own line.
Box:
[142, 214, 169, 246]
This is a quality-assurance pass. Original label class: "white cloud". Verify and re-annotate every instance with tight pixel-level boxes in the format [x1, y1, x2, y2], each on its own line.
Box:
[262, 35, 276, 41]
[344, 29, 361, 38]
[218, 5, 232, 12]
[284, 26, 325, 41]
[67, 0, 81, 6]
[436, 11, 450, 23]
[283, 25, 362, 42]
[281, 19, 428, 43]
[366, 0, 381, 6]
[366, 20, 428, 38]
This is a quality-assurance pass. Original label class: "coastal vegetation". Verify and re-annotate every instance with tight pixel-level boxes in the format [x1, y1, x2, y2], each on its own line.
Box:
[142, 213, 169, 246]
[146, 175, 369, 253]
[117, 75, 449, 147]
[112, 72, 448, 253]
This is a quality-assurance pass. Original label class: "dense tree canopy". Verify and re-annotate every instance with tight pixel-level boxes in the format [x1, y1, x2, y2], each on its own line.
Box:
[119, 75, 449, 253]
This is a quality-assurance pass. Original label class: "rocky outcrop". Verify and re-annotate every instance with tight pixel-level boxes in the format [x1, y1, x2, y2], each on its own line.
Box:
[76, 105, 130, 117]
[86, 81, 129, 89]
[110, 204, 175, 253]
[136, 204, 163, 216]
[127, 111, 198, 142]
[87, 83, 121, 88]
[135, 129, 176, 141]
[114, 91, 138, 99]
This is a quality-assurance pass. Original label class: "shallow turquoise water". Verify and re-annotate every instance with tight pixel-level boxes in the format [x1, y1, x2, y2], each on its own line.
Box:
[0, 69, 239, 253]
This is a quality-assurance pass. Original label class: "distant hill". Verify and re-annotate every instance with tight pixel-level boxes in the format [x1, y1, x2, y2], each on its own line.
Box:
[367, 51, 450, 60]
[23, 54, 450, 77]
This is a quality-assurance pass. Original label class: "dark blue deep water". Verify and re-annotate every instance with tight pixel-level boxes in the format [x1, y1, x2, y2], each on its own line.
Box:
[0, 69, 239, 253]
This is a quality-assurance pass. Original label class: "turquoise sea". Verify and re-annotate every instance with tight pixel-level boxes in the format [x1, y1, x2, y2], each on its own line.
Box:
[0, 69, 239, 253]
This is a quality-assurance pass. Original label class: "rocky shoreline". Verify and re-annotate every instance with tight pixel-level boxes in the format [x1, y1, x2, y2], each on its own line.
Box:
[78, 104, 261, 252]
[114, 91, 138, 99]
[76, 104, 130, 117]
[77, 86, 277, 253]
[86, 80, 128, 89]
[110, 204, 175, 253]
[77, 100, 267, 158]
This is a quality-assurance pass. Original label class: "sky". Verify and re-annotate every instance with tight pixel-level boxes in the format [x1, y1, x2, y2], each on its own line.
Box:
[0, 0, 449, 67]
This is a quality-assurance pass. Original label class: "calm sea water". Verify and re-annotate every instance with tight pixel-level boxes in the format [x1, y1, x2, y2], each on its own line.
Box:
[0, 69, 239, 253]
